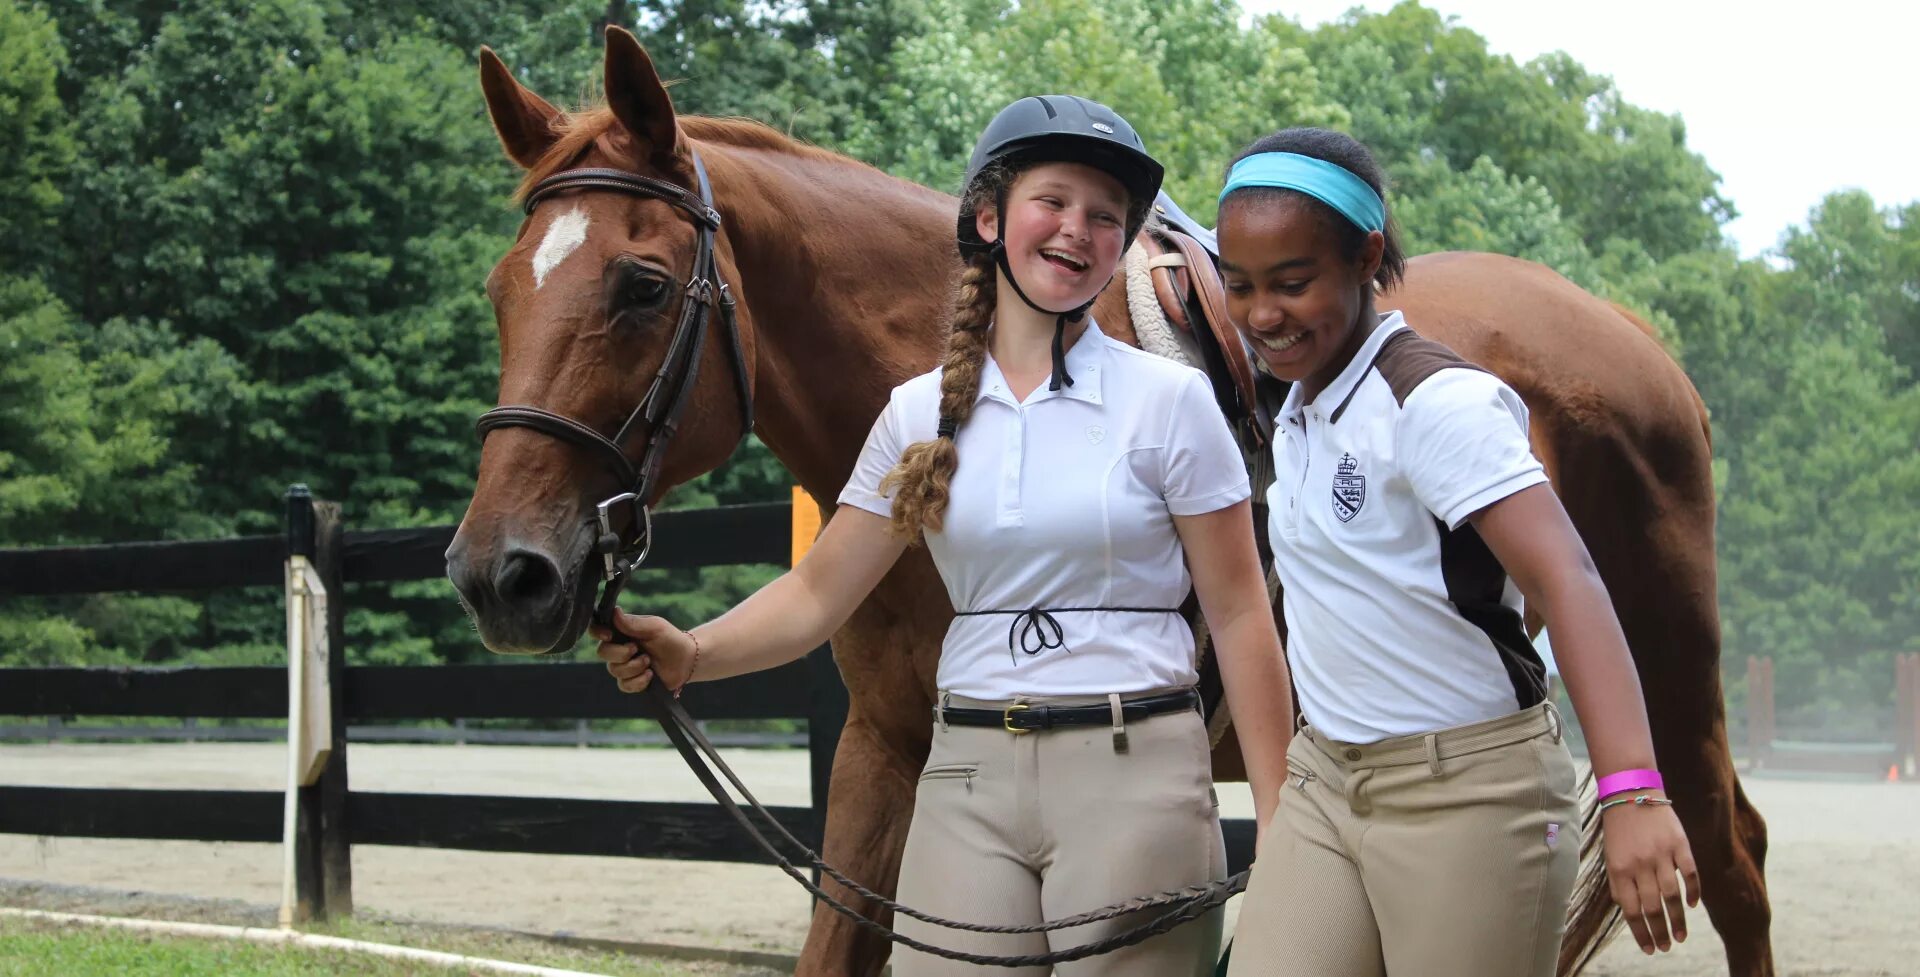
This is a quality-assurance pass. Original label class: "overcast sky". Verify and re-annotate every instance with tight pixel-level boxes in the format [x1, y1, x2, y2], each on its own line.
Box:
[1240, 0, 1919, 257]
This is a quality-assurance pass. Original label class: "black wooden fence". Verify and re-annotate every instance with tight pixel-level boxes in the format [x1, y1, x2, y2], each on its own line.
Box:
[0, 487, 845, 921]
[0, 486, 1255, 926]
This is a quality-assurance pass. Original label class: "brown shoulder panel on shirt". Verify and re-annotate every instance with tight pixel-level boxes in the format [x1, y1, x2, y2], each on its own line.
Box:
[1372, 328, 1488, 407]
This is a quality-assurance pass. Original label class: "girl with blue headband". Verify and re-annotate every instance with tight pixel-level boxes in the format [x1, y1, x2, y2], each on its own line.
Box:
[1215, 128, 1698, 977]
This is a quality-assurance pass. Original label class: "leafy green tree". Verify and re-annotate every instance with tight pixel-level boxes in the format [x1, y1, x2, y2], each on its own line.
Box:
[0, 276, 243, 665]
[1272, 2, 1730, 261]
[0, 1, 75, 279]
[846, 0, 1344, 215]
[1392, 154, 1601, 289]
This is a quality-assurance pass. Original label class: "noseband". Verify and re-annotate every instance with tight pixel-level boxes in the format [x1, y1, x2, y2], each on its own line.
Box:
[474, 149, 754, 607]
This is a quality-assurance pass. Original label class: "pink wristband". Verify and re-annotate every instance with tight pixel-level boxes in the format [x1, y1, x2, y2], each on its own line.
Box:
[1595, 768, 1663, 799]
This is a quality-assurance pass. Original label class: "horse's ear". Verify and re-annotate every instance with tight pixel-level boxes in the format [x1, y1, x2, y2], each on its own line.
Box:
[480, 47, 562, 169]
[603, 27, 679, 170]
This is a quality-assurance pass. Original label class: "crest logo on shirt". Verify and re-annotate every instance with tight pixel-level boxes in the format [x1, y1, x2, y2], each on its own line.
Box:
[1086, 425, 1106, 445]
[1332, 452, 1366, 522]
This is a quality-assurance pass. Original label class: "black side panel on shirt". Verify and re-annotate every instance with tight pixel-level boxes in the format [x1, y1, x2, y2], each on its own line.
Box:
[1435, 516, 1549, 710]
[1332, 326, 1491, 423]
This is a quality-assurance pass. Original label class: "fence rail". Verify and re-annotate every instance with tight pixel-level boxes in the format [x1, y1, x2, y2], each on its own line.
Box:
[0, 719, 809, 748]
[0, 485, 1254, 928]
[1744, 654, 1917, 778]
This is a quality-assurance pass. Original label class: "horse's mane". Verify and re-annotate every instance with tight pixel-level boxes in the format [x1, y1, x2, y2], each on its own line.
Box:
[513, 108, 865, 205]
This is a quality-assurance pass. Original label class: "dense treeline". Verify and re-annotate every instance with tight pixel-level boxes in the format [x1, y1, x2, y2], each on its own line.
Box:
[3, 0, 1913, 729]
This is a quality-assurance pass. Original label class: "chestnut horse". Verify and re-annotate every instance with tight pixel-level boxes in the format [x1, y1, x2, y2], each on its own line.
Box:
[445, 31, 1772, 977]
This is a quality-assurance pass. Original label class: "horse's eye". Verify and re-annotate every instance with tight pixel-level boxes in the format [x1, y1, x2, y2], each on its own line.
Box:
[627, 275, 670, 308]
[605, 262, 674, 321]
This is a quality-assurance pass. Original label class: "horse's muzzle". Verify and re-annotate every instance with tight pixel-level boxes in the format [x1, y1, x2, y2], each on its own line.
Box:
[446, 532, 596, 655]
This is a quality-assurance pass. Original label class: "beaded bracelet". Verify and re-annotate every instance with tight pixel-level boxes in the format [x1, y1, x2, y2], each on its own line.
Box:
[1599, 793, 1674, 814]
[675, 628, 702, 699]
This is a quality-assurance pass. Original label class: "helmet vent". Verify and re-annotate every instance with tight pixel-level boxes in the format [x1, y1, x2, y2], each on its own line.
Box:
[1033, 95, 1058, 119]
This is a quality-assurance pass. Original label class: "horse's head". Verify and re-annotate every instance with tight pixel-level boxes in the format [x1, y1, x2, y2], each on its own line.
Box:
[447, 30, 754, 655]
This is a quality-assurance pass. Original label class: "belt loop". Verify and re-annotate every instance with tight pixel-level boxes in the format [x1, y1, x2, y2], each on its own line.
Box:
[937, 691, 951, 733]
[1424, 732, 1442, 777]
[1545, 701, 1563, 744]
[1108, 693, 1129, 753]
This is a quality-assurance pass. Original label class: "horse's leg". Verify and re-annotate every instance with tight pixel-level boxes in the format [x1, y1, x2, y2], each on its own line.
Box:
[1546, 413, 1774, 977]
[793, 558, 944, 977]
[793, 710, 925, 977]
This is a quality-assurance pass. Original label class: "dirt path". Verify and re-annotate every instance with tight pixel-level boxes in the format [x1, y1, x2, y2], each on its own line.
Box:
[2, 742, 1913, 974]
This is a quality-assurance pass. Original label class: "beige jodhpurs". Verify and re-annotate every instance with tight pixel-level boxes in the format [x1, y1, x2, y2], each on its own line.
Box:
[891, 690, 1227, 977]
[1227, 703, 1582, 977]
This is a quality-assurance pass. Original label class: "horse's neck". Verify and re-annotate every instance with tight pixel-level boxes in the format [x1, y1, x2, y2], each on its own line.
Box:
[703, 141, 956, 497]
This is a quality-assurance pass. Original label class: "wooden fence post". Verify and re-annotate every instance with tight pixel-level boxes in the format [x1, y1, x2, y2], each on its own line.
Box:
[1897, 653, 1917, 778]
[807, 644, 847, 846]
[312, 496, 353, 919]
[1746, 656, 1774, 770]
[284, 487, 353, 921]
[283, 486, 324, 923]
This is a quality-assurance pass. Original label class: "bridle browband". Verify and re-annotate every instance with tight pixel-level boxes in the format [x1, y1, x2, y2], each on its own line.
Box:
[474, 151, 754, 605]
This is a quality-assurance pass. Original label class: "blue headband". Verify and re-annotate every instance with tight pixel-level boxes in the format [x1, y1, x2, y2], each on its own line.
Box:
[1218, 152, 1385, 233]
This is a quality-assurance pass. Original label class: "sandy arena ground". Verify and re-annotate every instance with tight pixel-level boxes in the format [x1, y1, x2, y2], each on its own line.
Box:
[1, 742, 1913, 974]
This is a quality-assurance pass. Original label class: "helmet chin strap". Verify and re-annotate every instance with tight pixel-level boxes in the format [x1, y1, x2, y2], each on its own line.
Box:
[991, 241, 1098, 392]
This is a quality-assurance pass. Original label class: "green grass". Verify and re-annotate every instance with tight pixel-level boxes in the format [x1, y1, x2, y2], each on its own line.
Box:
[0, 917, 776, 977]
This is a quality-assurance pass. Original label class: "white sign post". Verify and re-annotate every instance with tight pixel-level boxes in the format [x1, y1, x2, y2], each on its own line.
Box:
[278, 553, 332, 927]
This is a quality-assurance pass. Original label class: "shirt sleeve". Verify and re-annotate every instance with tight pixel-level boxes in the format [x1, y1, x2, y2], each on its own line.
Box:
[1395, 368, 1548, 529]
[836, 387, 912, 517]
[1163, 371, 1253, 516]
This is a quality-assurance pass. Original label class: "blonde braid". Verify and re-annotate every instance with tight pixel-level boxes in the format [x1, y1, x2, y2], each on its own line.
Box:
[880, 251, 998, 538]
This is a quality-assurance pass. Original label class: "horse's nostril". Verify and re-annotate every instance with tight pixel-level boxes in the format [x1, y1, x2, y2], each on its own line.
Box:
[494, 549, 562, 607]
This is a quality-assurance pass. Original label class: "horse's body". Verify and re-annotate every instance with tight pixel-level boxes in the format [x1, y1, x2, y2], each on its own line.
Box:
[448, 34, 1772, 977]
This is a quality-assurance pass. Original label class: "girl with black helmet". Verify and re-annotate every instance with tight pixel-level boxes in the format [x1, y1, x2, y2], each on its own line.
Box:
[595, 96, 1293, 975]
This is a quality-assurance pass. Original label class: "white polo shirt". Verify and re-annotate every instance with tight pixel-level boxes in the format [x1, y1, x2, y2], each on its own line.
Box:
[840, 320, 1251, 699]
[1268, 312, 1552, 744]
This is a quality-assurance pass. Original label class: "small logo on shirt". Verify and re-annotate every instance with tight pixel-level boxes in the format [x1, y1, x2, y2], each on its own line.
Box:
[1332, 452, 1366, 522]
[1086, 425, 1106, 445]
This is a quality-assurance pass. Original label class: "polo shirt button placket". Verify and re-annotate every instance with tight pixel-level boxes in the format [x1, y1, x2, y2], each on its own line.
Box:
[998, 407, 1025, 527]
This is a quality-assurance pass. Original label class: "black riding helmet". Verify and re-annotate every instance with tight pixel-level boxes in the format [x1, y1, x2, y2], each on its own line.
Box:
[953, 95, 1165, 392]
[956, 95, 1165, 257]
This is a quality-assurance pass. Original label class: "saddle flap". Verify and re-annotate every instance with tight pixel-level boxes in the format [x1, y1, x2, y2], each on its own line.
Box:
[1162, 229, 1261, 446]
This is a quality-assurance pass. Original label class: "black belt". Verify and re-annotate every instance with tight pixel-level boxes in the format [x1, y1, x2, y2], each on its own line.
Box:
[937, 690, 1199, 733]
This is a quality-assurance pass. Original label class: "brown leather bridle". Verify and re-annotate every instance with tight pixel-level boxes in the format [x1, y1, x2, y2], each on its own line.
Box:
[474, 149, 753, 619]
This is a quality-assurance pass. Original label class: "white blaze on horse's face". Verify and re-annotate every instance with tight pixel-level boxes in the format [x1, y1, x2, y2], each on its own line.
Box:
[531, 206, 590, 289]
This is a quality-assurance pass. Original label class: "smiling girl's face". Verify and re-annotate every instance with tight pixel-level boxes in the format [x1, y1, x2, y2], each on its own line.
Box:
[1218, 191, 1384, 396]
[976, 161, 1130, 313]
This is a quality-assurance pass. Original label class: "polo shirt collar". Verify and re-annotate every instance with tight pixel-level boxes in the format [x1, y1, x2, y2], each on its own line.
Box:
[1278, 310, 1407, 421]
[977, 318, 1108, 408]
